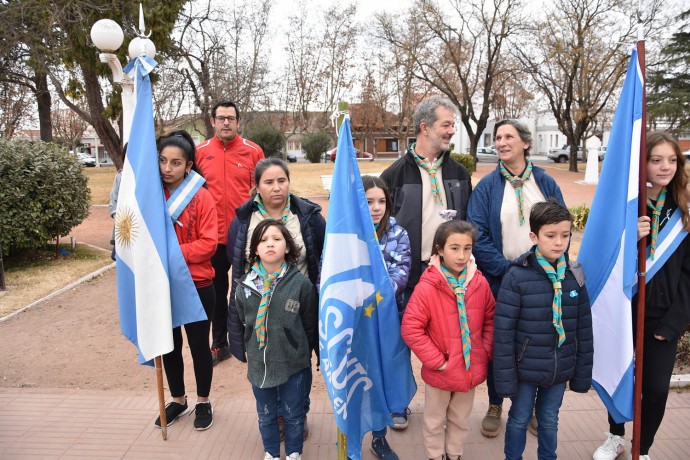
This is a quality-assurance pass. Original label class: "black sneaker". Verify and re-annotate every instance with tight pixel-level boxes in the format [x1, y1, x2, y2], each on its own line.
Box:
[154, 398, 189, 428]
[193, 401, 213, 431]
[211, 346, 231, 366]
[370, 435, 399, 460]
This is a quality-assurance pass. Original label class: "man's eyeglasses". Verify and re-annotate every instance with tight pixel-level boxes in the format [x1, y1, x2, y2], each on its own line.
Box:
[215, 116, 238, 124]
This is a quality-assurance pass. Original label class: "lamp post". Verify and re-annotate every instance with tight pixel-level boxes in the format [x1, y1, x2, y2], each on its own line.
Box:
[90, 4, 156, 146]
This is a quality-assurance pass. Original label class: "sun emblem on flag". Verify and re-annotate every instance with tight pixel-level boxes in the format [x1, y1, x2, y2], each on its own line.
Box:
[115, 206, 139, 249]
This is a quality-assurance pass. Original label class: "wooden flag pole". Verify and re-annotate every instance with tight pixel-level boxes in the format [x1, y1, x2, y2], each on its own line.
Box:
[335, 99, 349, 460]
[155, 356, 168, 440]
[632, 11, 647, 460]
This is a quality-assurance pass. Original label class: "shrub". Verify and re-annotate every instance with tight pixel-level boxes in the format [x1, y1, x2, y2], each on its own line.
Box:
[569, 204, 590, 231]
[0, 140, 90, 255]
[450, 152, 476, 175]
[243, 121, 285, 158]
[301, 131, 331, 163]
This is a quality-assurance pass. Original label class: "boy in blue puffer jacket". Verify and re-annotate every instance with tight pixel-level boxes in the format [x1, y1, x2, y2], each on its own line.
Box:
[494, 199, 593, 460]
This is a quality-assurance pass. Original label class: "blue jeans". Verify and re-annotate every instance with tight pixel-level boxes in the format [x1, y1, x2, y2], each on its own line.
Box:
[504, 382, 566, 460]
[252, 368, 308, 457]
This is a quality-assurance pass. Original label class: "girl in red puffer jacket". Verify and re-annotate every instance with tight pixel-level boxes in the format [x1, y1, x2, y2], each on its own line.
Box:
[401, 220, 495, 460]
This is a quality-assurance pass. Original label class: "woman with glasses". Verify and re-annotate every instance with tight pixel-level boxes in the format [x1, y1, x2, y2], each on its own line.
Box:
[467, 119, 566, 439]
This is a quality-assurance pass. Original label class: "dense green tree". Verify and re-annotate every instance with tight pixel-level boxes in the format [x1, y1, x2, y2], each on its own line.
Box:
[243, 121, 285, 158]
[301, 131, 331, 163]
[0, 1, 187, 169]
[648, 9, 690, 133]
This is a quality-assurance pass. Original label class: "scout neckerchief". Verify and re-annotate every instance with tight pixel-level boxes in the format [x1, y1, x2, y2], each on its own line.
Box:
[646, 187, 667, 260]
[440, 264, 471, 369]
[166, 170, 205, 225]
[535, 248, 566, 347]
[251, 261, 287, 349]
[499, 160, 533, 225]
[254, 194, 291, 223]
[411, 143, 445, 206]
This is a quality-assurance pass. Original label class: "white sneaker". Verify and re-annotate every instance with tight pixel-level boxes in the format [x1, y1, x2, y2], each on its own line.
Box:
[286, 453, 302, 460]
[593, 432, 626, 460]
[263, 453, 279, 460]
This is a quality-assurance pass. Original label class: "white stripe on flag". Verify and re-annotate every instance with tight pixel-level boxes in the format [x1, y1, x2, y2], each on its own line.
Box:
[591, 230, 634, 395]
[118, 160, 173, 360]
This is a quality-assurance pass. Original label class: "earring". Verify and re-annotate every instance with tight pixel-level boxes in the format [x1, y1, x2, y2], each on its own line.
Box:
[184, 171, 189, 178]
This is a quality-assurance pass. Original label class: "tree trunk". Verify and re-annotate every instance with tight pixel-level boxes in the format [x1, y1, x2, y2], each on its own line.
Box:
[81, 64, 123, 170]
[34, 72, 53, 142]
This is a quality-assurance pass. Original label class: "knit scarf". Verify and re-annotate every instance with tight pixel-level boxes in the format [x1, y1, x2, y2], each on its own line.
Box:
[535, 248, 566, 347]
[251, 261, 286, 349]
[499, 160, 533, 225]
[647, 187, 667, 261]
[254, 194, 291, 223]
[440, 264, 471, 370]
[411, 143, 445, 206]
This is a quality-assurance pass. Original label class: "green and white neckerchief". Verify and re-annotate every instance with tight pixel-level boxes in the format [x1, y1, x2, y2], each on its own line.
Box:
[254, 194, 291, 223]
[251, 261, 286, 349]
[411, 143, 445, 206]
[440, 264, 471, 370]
[499, 160, 533, 225]
[647, 187, 667, 261]
[535, 248, 566, 347]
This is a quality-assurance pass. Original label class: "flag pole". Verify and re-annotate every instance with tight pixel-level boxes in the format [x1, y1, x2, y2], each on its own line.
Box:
[632, 6, 647, 459]
[334, 99, 349, 460]
[155, 356, 168, 440]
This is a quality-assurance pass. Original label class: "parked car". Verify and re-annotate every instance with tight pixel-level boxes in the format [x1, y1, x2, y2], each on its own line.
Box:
[329, 147, 374, 162]
[74, 151, 96, 167]
[475, 146, 499, 163]
[286, 152, 297, 163]
[683, 149, 690, 161]
[547, 145, 602, 163]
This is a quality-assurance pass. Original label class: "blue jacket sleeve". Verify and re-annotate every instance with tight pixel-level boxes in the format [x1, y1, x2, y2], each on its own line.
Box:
[385, 225, 411, 298]
[467, 178, 510, 279]
[493, 271, 521, 398]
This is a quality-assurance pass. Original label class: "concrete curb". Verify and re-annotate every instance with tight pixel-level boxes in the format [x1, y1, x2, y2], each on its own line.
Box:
[0, 262, 115, 323]
[670, 374, 690, 389]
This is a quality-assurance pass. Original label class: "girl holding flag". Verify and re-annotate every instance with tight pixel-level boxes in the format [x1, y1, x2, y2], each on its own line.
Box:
[401, 220, 495, 460]
[155, 130, 218, 431]
[593, 132, 690, 460]
[235, 218, 317, 460]
[361, 175, 412, 459]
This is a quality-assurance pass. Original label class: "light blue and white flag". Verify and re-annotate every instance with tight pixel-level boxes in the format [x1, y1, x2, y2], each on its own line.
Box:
[578, 49, 643, 423]
[319, 118, 416, 460]
[115, 55, 207, 365]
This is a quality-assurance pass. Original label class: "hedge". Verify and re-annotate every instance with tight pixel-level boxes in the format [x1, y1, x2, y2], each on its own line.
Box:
[0, 140, 90, 255]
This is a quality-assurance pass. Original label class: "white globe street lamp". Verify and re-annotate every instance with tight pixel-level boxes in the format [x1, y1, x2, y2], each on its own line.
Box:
[90, 4, 154, 146]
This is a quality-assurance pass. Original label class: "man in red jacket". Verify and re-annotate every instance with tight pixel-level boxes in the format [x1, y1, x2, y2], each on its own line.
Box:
[196, 100, 265, 366]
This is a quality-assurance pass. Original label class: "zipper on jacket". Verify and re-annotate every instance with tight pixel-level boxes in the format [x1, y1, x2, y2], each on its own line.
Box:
[517, 337, 530, 366]
[550, 343, 558, 386]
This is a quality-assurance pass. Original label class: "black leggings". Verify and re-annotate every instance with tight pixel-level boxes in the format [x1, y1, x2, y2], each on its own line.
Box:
[608, 320, 679, 455]
[162, 285, 215, 398]
[210, 244, 230, 349]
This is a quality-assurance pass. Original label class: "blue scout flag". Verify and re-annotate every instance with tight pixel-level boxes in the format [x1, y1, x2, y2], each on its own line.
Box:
[578, 49, 643, 423]
[319, 117, 416, 460]
[115, 54, 207, 365]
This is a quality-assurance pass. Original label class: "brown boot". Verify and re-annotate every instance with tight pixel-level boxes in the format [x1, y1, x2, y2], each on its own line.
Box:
[480, 404, 502, 437]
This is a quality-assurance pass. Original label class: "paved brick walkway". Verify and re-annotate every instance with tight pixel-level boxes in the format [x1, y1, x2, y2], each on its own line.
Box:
[2, 388, 689, 459]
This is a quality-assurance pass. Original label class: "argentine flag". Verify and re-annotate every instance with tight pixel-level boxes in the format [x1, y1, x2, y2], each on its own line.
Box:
[115, 55, 207, 365]
[319, 118, 416, 460]
[578, 49, 643, 423]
